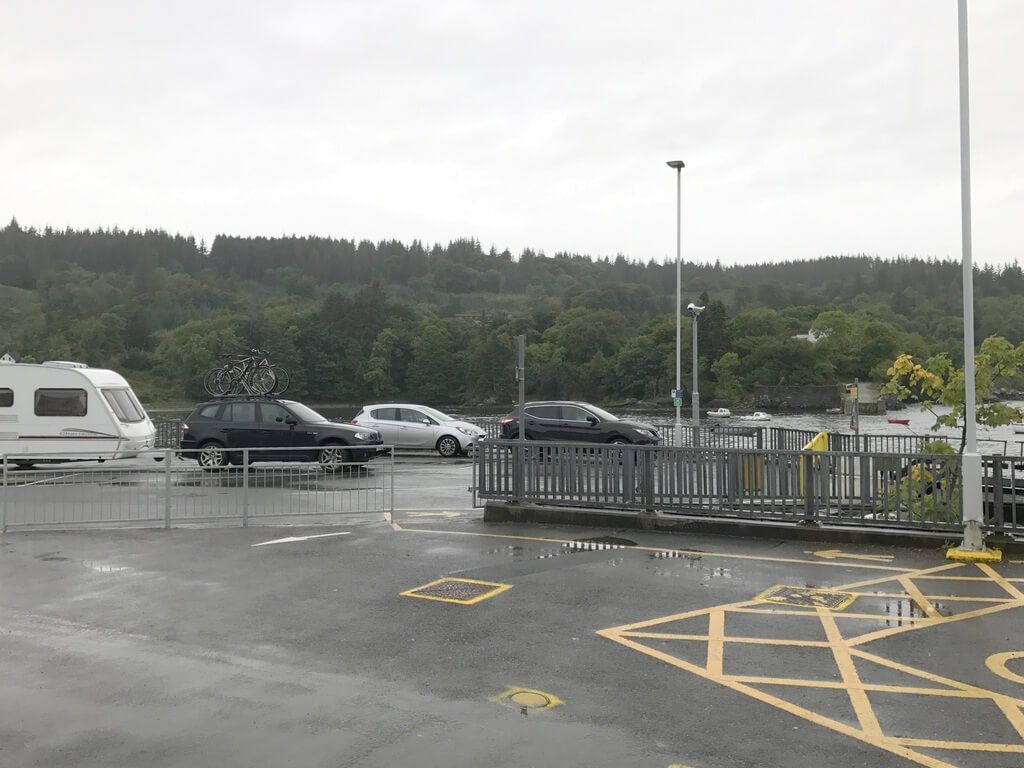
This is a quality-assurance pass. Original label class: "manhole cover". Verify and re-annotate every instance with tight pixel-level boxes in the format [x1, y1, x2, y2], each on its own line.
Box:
[756, 584, 857, 611]
[401, 577, 512, 605]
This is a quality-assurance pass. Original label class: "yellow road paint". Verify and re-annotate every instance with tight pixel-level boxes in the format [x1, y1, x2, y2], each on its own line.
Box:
[400, 576, 512, 605]
[887, 737, 1024, 753]
[897, 576, 942, 618]
[621, 631, 833, 649]
[818, 606, 883, 738]
[599, 557, 1024, 767]
[976, 562, 1024, 600]
[597, 628, 956, 768]
[806, 549, 894, 562]
[706, 610, 725, 676]
[987, 652, 1024, 686]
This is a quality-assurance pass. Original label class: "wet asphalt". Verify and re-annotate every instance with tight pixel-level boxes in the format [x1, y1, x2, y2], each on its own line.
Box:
[4, 509, 1024, 768]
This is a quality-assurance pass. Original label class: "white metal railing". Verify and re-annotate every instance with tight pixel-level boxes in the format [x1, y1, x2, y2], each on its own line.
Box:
[1, 446, 394, 531]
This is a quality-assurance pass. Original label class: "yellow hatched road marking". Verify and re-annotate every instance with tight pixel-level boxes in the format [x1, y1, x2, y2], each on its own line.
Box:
[621, 632, 832, 649]
[706, 610, 725, 677]
[887, 737, 1024, 753]
[599, 555, 1024, 767]
[597, 628, 957, 768]
[897, 576, 942, 618]
[817, 606, 883, 738]
[976, 562, 1024, 600]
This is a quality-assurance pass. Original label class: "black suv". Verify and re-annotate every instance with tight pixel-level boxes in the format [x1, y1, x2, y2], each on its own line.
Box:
[180, 397, 387, 470]
[498, 401, 660, 444]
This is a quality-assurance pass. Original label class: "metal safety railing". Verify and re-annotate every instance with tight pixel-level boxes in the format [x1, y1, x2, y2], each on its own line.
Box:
[475, 439, 1024, 533]
[1, 446, 394, 531]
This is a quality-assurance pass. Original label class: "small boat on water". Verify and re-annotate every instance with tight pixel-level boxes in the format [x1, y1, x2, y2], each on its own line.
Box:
[825, 407, 842, 414]
[888, 418, 911, 426]
[707, 408, 732, 419]
[739, 411, 771, 422]
[1013, 423, 1024, 434]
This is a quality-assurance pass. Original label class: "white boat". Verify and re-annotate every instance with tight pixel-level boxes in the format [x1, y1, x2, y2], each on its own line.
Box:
[706, 408, 732, 419]
[739, 411, 771, 422]
[1014, 423, 1024, 434]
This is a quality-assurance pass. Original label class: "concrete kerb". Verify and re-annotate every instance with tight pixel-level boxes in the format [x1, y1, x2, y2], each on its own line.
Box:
[482, 501, 1024, 554]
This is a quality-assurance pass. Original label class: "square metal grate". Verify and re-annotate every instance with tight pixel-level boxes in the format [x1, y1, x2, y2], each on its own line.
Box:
[401, 577, 512, 605]
[755, 584, 857, 611]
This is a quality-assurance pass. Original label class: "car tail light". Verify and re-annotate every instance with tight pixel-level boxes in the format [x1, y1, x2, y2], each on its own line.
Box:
[499, 416, 515, 425]
[180, 423, 189, 439]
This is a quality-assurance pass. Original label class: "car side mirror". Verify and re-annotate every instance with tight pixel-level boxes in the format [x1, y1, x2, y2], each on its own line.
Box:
[285, 417, 298, 426]
[586, 416, 598, 425]
[422, 419, 431, 425]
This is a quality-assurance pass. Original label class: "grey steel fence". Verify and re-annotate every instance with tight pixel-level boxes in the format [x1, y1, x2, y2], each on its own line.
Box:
[1, 447, 394, 531]
[475, 439, 1024, 533]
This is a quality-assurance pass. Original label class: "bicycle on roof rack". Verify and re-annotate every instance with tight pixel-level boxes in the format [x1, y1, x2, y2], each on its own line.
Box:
[203, 349, 291, 396]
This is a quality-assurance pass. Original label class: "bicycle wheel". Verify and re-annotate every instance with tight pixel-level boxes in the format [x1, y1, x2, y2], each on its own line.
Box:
[204, 367, 231, 396]
[247, 366, 277, 395]
[269, 366, 290, 395]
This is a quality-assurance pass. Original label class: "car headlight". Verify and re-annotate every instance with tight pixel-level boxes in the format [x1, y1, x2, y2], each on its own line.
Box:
[456, 426, 477, 436]
[352, 431, 374, 441]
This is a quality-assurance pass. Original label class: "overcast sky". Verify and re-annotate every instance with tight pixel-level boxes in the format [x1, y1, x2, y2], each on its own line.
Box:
[2, 1, 1021, 266]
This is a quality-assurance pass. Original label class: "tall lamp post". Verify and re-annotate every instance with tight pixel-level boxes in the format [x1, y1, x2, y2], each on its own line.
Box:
[688, 303, 705, 433]
[953, 0, 986, 555]
[667, 160, 685, 446]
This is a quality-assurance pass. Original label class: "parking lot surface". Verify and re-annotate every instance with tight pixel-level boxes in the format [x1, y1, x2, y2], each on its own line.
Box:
[2, 507, 1024, 767]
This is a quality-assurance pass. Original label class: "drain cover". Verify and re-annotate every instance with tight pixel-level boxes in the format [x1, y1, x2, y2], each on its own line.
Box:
[401, 577, 512, 605]
[756, 584, 857, 611]
[495, 687, 564, 710]
[510, 691, 551, 708]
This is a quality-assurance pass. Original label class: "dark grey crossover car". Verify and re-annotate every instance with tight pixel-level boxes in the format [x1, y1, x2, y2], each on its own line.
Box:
[498, 401, 659, 444]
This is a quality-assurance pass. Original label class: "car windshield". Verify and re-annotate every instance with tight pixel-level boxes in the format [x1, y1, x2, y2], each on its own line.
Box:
[282, 401, 328, 423]
[418, 406, 455, 422]
[581, 403, 619, 422]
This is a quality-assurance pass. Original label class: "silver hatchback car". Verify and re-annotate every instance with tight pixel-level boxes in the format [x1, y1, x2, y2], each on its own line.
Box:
[351, 404, 486, 457]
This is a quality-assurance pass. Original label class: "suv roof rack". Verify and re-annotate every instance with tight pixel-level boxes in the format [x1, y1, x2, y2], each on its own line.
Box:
[206, 393, 283, 401]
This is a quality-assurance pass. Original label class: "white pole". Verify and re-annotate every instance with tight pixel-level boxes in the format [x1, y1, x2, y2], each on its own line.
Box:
[691, 313, 700, 433]
[674, 166, 682, 447]
[957, 0, 984, 551]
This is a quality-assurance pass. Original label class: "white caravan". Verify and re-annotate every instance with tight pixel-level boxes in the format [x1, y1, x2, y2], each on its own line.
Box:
[0, 360, 156, 465]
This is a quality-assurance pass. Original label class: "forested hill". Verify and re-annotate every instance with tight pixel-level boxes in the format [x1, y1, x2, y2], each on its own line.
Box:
[2, 218, 1023, 406]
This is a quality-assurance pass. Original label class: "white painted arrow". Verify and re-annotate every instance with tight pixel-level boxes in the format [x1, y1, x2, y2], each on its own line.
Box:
[252, 532, 351, 547]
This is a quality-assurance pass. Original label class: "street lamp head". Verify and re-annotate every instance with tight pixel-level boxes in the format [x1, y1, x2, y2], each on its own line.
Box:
[687, 303, 705, 315]
[666, 160, 685, 170]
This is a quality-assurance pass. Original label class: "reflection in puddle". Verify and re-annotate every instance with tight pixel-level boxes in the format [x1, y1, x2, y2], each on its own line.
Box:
[875, 594, 953, 624]
[82, 560, 133, 574]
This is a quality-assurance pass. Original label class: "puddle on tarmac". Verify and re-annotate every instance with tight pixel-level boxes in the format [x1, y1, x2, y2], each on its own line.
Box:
[871, 594, 953, 624]
[82, 561, 133, 574]
[34, 551, 70, 562]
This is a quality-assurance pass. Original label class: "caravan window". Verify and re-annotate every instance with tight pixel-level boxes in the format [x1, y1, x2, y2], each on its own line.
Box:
[102, 389, 146, 423]
[35, 388, 87, 417]
[0, 388, 11, 407]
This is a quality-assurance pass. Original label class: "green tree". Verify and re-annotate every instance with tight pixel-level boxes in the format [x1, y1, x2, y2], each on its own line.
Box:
[882, 336, 1024, 453]
[711, 352, 744, 401]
